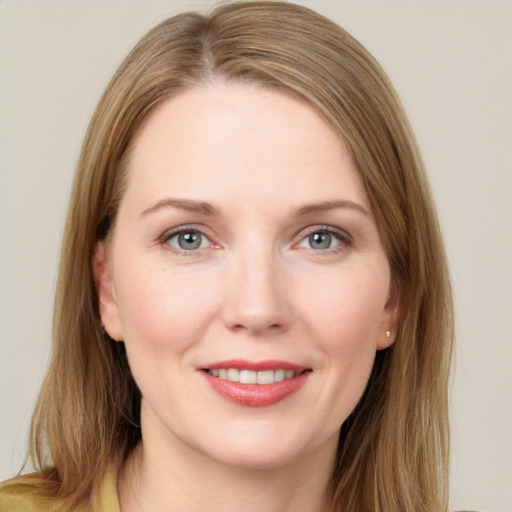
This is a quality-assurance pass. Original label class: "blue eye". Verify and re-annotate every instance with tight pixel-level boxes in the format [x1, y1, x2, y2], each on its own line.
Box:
[298, 228, 349, 251]
[167, 230, 209, 251]
[312, 232, 335, 250]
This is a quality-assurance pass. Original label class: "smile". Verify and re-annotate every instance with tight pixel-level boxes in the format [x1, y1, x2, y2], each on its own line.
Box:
[201, 360, 311, 407]
[206, 368, 300, 385]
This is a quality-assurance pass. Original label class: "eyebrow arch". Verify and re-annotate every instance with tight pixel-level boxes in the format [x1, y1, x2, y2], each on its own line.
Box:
[295, 200, 370, 217]
[140, 198, 219, 217]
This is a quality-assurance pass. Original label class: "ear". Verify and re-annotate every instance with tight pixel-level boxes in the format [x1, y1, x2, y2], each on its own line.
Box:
[377, 282, 401, 350]
[92, 241, 123, 341]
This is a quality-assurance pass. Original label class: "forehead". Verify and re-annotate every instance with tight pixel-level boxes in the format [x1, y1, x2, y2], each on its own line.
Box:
[122, 82, 370, 213]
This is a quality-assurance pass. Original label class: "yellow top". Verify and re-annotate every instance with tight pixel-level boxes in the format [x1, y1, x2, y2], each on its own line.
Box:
[0, 471, 479, 512]
[0, 468, 120, 512]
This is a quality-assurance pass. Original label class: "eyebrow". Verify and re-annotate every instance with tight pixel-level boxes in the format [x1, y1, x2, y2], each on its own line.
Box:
[295, 200, 370, 218]
[140, 198, 370, 218]
[140, 198, 219, 217]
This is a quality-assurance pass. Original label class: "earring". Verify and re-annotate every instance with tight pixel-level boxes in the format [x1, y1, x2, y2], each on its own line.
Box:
[385, 330, 391, 338]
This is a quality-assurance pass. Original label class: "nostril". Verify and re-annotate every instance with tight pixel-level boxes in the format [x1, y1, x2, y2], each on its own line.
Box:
[229, 321, 285, 335]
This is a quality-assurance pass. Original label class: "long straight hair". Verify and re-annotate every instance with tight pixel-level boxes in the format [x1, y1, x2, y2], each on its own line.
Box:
[24, 2, 453, 510]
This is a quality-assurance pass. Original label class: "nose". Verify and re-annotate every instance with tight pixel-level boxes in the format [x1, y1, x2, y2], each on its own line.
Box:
[221, 247, 292, 336]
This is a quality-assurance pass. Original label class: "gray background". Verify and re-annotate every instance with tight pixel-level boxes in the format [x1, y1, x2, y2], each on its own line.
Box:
[1, 1, 511, 510]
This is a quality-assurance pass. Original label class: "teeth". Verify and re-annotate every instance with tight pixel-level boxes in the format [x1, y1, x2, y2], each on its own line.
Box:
[274, 369, 285, 382]
[257, 370, 274, 385]
[207, 368, 301, 385]
[239, 370, 257, 384]
[226, 369, 239, 382]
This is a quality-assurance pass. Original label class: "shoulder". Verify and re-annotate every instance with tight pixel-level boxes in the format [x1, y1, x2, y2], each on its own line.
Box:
[0, 475, 58, 512]
[0, 467, 119, 512]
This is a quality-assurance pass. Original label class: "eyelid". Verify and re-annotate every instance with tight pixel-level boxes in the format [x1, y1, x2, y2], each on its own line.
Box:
[159, 224, 202, 243]
[298, 224, 352, 241]
[158, 225, 219, 254]
[294, 224, 353, 251]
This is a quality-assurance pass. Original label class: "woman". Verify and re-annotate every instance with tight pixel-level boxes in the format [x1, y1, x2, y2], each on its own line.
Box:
[0, 2, 454, 511]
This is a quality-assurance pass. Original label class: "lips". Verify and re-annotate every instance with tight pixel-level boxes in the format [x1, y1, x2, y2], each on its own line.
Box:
[200, 360, 311, 407]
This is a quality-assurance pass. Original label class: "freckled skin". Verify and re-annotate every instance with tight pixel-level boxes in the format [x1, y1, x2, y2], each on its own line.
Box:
[97, 83, 398, 480]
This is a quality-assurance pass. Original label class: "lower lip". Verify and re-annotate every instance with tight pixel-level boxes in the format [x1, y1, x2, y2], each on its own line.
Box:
[202, 371, 310, 407]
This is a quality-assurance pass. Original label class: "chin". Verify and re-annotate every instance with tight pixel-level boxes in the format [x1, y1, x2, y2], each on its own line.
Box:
[190, 420, 337, 472]
[204, 444, 306, 471]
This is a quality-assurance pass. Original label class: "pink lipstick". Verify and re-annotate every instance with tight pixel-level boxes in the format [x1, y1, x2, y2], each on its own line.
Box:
[200, 359, 311, 407]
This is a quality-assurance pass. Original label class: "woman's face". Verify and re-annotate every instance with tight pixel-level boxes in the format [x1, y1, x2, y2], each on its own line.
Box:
[96, 83, 398, 470]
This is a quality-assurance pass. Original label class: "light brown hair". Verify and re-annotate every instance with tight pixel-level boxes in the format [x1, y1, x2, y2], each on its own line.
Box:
[23, 2, 453, 510]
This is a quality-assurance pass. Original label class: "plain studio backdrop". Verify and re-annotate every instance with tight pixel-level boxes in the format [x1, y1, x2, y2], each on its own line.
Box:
[0, 1, 511, 510]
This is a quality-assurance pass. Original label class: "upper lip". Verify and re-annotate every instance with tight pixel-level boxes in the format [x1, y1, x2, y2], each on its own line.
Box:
[200, 359, 309, 372]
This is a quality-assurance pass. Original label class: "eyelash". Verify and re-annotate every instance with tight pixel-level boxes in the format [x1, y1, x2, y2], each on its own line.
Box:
[158, 225, 353, 256]
[296, 225, 353, 254]
[159, 225, 215, 256]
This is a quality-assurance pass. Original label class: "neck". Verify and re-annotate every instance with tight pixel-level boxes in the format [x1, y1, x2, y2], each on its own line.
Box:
[117, 407, 337, 512]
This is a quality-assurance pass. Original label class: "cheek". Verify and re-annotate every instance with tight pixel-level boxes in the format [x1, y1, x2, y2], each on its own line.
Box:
[113, 258, 222, 354]
[300, 266, 390, 349]
[297, 266, 389, 412]
[112, 260, 224, 406]
[298, 283, 381, 424]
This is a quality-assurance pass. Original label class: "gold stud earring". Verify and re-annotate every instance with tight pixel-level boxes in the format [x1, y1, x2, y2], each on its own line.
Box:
[385, 330, 391, 338]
